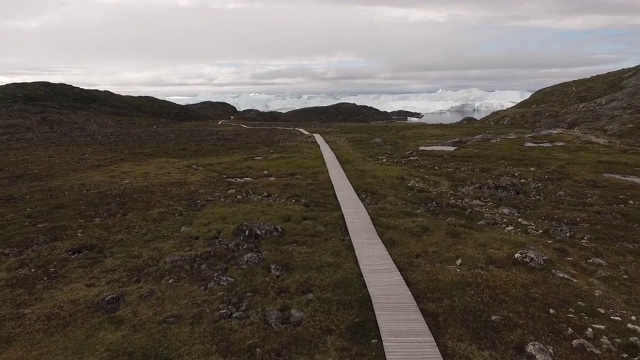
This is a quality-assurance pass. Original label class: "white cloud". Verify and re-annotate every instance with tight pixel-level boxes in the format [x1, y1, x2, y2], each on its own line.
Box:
[0, 0, 638, 94]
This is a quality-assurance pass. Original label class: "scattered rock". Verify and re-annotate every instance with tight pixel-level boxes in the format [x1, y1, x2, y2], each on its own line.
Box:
[206, 271, 235, 289]
[525, 341, 554, 360]
[600, 336, 614, 351]
[490, 315, 503, 323]
[552, 270, 578, 282]
[455, 258, 463, 267]
[592, 325, 606, 330]
[163, 316, 180, 325]
[180, 225, 192, 233]
[266, 310, 283, 330]
[629, 337, 640, 347]
[551, 224, 572, 239]
[588, 258, 608, 267]
[419, 146, 458, 151]
[101, 293, 124, 314]
[567, 327, 575, 336]
[498, 206, 518, 216]
[217, 310, 232, 320]
[66, 244, 92, 257]
[371, 137, 384, 145]
[585, 328, 595, 339]
[290, 309, 306, 326]
[303, 293, 314, 301]
[595, 269, 611, 278]
[237, 252, 265, 268]
[234, 222, 284, 244]
[141, 290, 157, 300]
[232, 312, 248, 321]
[572, 339, 601, 354]
[628, 324, 640, 334]
[514, 250, 550, 269]
[270, 264, 285, 278]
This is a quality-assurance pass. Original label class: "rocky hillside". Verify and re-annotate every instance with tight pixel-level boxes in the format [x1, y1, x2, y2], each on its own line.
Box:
[0, 82, 422, 124]
[481, 65, 640, 139]
[0, 82, 217, 122]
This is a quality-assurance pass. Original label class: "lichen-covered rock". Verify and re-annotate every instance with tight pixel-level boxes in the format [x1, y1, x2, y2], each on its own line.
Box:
[266, 310, 283, 330]
[552, 270, 578, 282]
[217, 310, 232, 320]
[101, 293, 124, 314]
[588, 258, 608, 267]
[237, 252, 265, 268]
[514, 250, 550, 269]
[551, 224, 572, 239]
[206, 271, 235, 289]
[290, 309, 306, 326]
[572, 339, 601, 354]
[234, 222, 284, 243]
[270, 264, 285, 278]
[525, 341, 554, 360]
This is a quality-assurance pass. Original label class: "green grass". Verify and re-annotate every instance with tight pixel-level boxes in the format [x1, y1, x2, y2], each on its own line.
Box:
[2, 119, 639, 359]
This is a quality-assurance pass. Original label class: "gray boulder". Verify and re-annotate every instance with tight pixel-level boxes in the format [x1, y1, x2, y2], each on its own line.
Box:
[525, 341, 554, 360]
[290, 309, 306, 326]
[572, 339, 601, 354]
[237, 252, 265, 268]
[234, 222, 284, 244]
[514, 250, 550, 269]
[101, 293, 124, 314]
[266, 310, 283, 330]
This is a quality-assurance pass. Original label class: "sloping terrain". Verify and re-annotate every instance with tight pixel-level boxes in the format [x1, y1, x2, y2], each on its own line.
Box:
[482, 65, 640, 140]
[0, 82, 215, 122]
[0, 82, 422, 126]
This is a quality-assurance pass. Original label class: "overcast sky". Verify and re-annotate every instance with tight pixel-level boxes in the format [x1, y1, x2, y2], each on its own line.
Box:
[1, 0, 639, 95]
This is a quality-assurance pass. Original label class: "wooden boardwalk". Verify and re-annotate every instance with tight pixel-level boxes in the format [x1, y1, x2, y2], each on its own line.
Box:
[221, 121, 443, 359]
[312, 134, 443, 360]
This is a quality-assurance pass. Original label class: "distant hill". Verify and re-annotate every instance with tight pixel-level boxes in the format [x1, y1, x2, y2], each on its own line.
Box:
[0, 82, 422, 125]
[481, 65, 640, 138]
[0, 82, 223, 122]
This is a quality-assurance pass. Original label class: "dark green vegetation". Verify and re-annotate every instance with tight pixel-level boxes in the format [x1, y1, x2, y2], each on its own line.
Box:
[326, 122, 640, 359]
[0, 123, 384, 359]
[483, 64, 640, 141]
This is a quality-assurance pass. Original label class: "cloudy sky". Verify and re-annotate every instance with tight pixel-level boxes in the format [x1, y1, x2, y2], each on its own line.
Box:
[1, 0, 639, 96]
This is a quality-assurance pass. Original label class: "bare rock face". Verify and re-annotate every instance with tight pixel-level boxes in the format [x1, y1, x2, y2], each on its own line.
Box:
[525, 341, 554, 360]
[101, 293, 124, 314]
[234, 222, 284, 244]
[514, 250, 550, 269]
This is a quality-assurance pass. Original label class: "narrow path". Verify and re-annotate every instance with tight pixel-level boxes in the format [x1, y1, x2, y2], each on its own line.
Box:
[313, 134, 443, 360]
[220, 121, 443, 359]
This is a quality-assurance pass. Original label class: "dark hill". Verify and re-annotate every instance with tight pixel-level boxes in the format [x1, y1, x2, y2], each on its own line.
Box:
[234, 103, 423, 123]
[185, 101, 238, 119]
[0, 82, 423, 125]
[481, 65, 640, 139]
[0, 82, 215, 121]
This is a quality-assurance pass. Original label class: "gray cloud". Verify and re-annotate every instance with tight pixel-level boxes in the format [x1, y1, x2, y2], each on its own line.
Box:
[1, 0, 639, 94]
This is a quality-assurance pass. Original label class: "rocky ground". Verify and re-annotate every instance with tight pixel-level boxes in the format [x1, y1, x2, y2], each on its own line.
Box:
[1, 119, 639, 359]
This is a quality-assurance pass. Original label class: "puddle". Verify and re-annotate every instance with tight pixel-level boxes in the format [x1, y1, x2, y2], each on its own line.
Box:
[524, 142, 566, 147]
[604, 174, 640, 184]
[419, 146, 458, 151]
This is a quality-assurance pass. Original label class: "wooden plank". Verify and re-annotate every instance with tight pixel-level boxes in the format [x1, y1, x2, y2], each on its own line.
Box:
[313, 134, 443, 360]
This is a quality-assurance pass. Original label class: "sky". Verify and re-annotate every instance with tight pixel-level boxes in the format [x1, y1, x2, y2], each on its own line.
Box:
[1, 0, 640, 96]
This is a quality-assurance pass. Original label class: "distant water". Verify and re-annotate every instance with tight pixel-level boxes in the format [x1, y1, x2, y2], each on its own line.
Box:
[412, 110, 495, 124]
